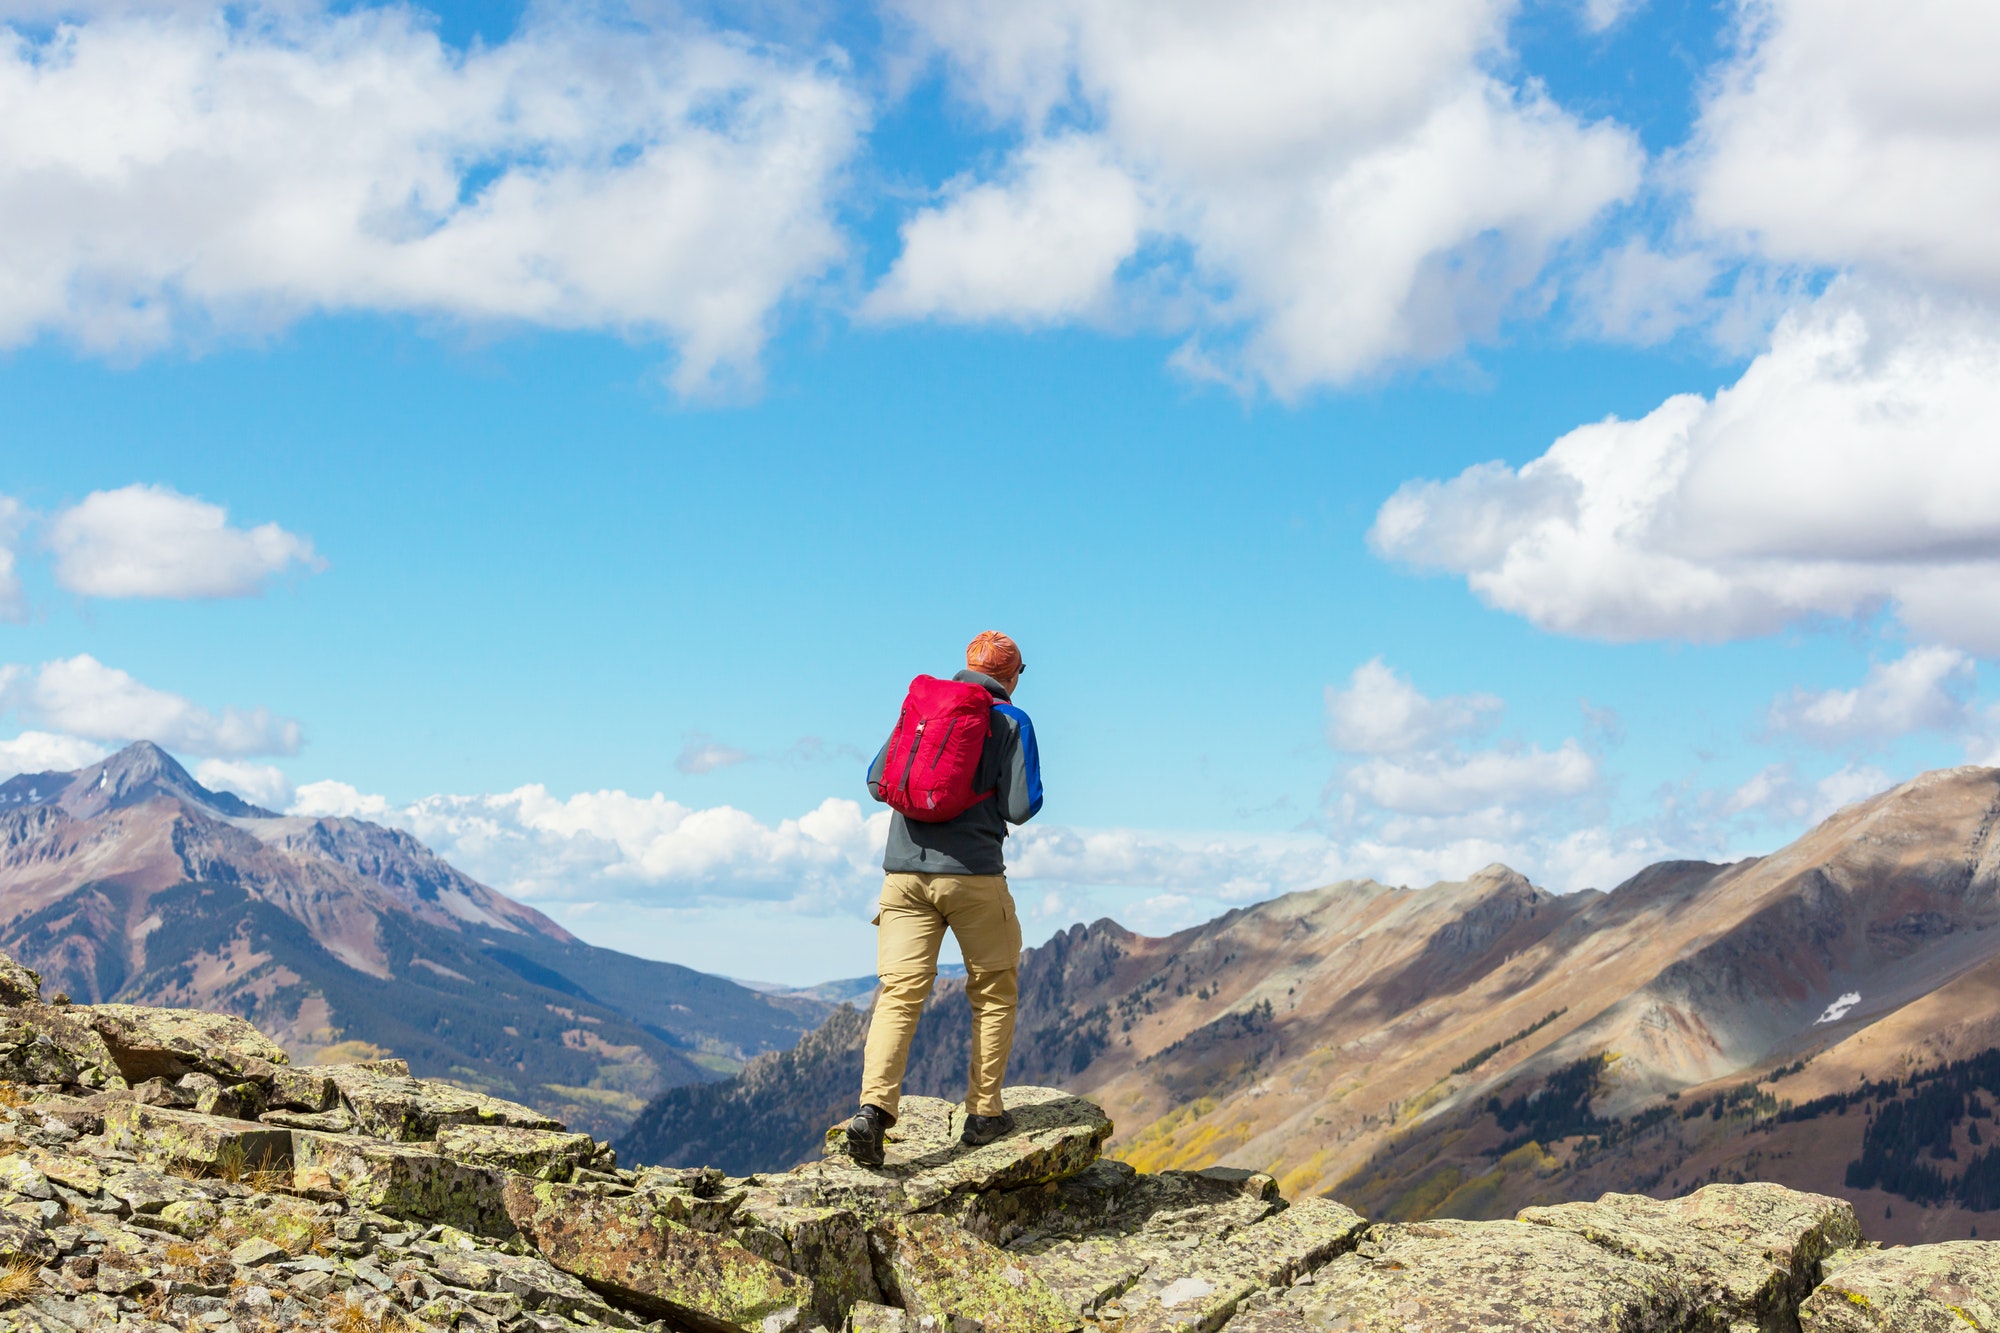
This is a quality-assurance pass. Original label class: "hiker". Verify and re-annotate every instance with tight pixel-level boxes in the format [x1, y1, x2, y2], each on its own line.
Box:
[843, 631, 1044, 1166]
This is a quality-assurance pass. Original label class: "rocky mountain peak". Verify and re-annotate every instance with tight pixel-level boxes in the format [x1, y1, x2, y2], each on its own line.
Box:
[0, 739, 275, 821]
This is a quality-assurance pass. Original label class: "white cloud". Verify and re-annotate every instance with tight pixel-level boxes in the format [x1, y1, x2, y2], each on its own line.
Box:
[290, 779, 393, 821]
[1009, 823, 1344, 900]
[675, 733, 752, 776]
[302, 784, 894, 912]
[865, 134, 1146, 325]
[1767, 647, 1974, 747]
[0, 730, 109, 779]
[1724, 761, 1892, 825]
[0, 655, 302, 756]
[47, 484, 318, 599]
[1324, 660, 1598, 823]
[874, 0, 1642, 394]
[1692, 0, 2000, 302]
[279, 768, 1627, 923]
[193, 758, 293, 810]
[1371, 287, 2000, 650]
[0, 0, 863, 394]
[1345, 740, 1597, 817]
[1570, 238, 1723, 345]
[1326, 658, 1499, 754]
[1579, 0, 1640, 33]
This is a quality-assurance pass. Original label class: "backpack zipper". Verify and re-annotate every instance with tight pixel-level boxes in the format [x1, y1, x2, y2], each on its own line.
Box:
[899, 720, 926, 795]
[925, 719, 958, 772]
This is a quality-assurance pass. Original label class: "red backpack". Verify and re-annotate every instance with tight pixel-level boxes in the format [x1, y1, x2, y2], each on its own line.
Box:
[879, 676, 996, 821]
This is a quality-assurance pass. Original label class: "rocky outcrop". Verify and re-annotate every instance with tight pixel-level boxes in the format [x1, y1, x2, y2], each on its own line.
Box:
[0, 948, 1987, 1333]
[1800, 1240, 2000, 1331]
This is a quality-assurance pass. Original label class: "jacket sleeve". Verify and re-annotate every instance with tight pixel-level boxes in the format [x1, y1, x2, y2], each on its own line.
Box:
[993, 705, 1043, 824]
[866, 740, 889, 803]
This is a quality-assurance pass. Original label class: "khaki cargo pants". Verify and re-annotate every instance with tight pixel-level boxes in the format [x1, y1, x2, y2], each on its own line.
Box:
[859, 872, 1022, 1119]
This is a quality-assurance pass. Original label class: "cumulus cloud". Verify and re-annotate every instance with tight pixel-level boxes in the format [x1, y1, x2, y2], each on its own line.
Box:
[1767, 647, 1975, 747]
[1326, 658, 1500, 754]
[0, 730, 109, 779]
[289, 782, 894, 912]
[1692, 0, 2000, 302]
[1325, 660, 1599, 820]
[1345, 741, 1597, 817]
[290, 779, 393, 821]
[873, 0, 1642, 394]
[1371, 287, 2000, 651]
[865, 134, 1146, 324]
[47, 485, 319, 598]
[193, 758, 294, 810]
[0, 0, 863, 394]
[0, 655, 302, 756]
[282, 760, 1655, 927]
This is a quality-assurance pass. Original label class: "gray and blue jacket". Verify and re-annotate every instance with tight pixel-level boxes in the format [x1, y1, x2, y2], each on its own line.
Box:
[866, 669, 1043, 876]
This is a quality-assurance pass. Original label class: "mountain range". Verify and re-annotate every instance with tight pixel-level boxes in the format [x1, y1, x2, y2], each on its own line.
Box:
[620, 764, 2000, 1247]
[0, 741, 830, 1138]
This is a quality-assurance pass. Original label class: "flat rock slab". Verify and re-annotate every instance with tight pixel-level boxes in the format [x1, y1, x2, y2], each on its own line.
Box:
[817, 1086, 1113, 1212]
[83, 1003, 291, 1084]
[1519, 1183, 1862, 1331]
[503, 1177, 813, 1333]
[958, 1160, 1280, 1251]
[292, 1129, 514, 1237]
[313, 1061, 564, 1141]
[1230, 1218, 1695, 1333]
[100, 1101, 291, 1175]
[871, 1213, 1078, 1333]
[1110, 1197, 1367, 1333]
[100, 1162, 215, 1216]
[1799, 1241, 2000, 1332]
[435, 1122, 600, 1181]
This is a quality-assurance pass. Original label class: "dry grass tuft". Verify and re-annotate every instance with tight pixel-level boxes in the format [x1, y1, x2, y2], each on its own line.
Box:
[328, 1295, 378, 1333]
[167, 1140, 289, 1189]
[0, 1083, 27, 1109]
[0, 1256, 42, 1304]
[214, 1142, 250, 1184]
[163, 1243, 201, 1268]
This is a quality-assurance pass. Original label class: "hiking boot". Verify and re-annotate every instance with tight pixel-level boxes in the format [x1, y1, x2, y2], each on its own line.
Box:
[843, 1105, 893, 1167]
[960, 1110, 1015, 1147]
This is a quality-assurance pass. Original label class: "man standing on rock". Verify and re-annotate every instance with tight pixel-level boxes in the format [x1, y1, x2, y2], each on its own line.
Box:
[844, 631, 1044, 1166]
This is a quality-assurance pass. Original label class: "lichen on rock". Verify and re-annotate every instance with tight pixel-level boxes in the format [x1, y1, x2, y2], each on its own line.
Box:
[434, 1122, 603, 1182]
[1518, 1182, 1862, 1331]
[872, 1212, 1077, 1333]
[502, 1175, 814, 1332]
[1799, 1240, 2000, 1332]
[1233, 1217, 1696, 1333]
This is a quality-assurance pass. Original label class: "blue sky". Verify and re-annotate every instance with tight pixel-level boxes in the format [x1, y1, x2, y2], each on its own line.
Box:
[3, 0, 1998, 981]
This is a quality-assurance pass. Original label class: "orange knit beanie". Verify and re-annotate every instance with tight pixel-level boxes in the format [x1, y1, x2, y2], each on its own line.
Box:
[965, 631, 1022, 680]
